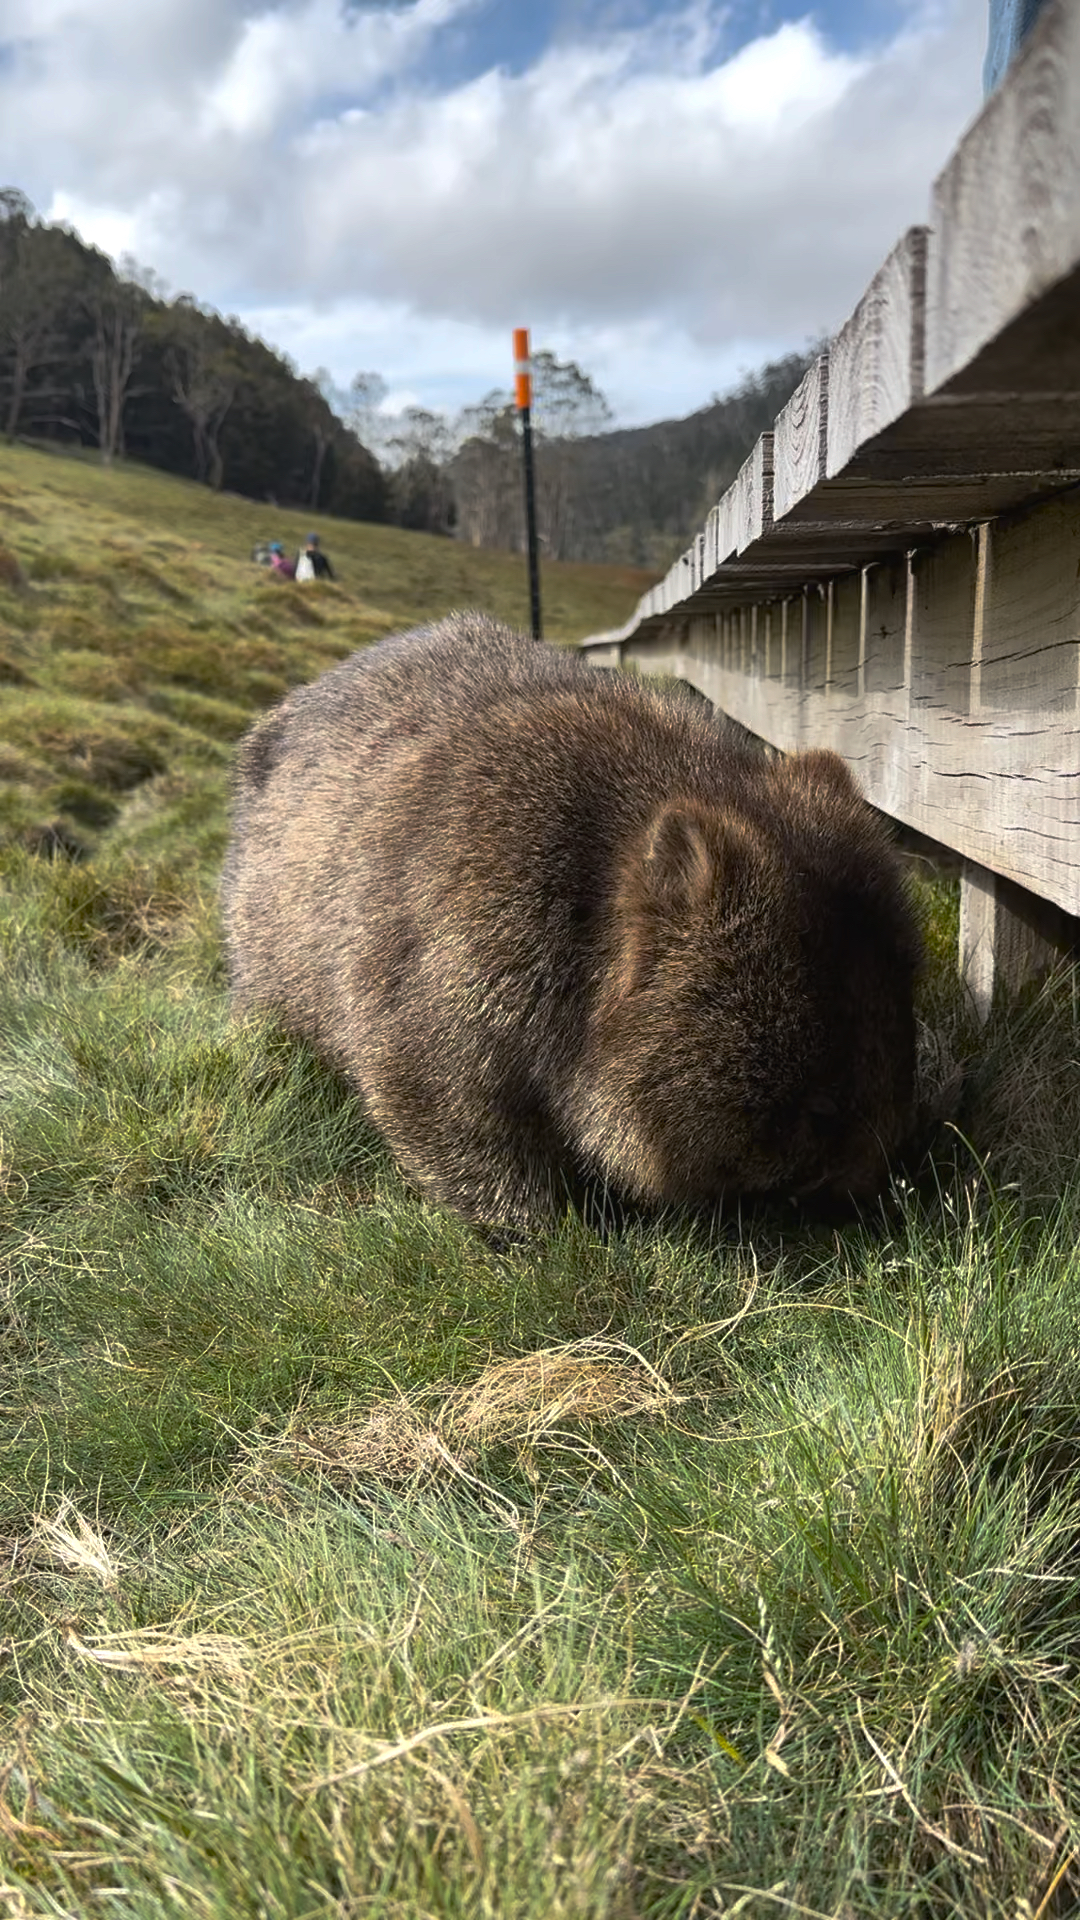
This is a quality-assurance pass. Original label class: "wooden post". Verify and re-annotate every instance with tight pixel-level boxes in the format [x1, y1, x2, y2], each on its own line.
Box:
[959, 862, 999, 1022]
[960, 861, 1071, 1021]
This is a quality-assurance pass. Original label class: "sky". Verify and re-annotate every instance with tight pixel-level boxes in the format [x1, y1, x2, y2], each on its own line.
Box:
[0, 0, 988, 429]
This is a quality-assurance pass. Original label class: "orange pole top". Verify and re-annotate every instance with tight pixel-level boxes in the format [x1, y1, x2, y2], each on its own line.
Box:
[513, 327, 531, 410]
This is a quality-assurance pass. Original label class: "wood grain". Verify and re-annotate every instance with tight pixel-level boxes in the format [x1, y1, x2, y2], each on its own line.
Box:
[773, 355, 829, 520]
[827, 228, 928, 477]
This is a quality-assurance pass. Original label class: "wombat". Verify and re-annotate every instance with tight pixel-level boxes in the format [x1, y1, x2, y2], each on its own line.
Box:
[222, 612, 919, 1229]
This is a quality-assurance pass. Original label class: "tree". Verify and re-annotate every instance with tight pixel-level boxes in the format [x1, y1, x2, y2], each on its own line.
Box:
[385, 407, 455, 534]
[345, 369, 389, 458]
[530, 351, 612, 441]
[0, 230, 81, 439]
[161, 298, 237, 487]
[450, 390, 520, 549]
[448, 353, 613, 557]
[303, 369, 343, 510]
[85, 269, 146, 464]
[0, 187, 35, 237]
[0, 193, 80, 441]
[529, 352, 612, 560]
[0, 201, 69, 438]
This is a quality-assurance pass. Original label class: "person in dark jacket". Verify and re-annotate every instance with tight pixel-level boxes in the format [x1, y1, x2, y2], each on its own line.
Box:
[295, 533, 335, 582]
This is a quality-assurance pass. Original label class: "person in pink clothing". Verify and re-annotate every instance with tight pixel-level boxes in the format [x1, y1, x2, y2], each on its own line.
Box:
[268, 541, 296, 580]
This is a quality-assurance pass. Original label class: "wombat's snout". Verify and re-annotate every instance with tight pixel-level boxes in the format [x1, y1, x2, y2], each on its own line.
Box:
[792, 1104, 911, 1212]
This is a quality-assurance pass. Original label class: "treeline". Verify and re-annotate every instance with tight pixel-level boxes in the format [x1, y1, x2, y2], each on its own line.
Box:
[0, 191, 386, 522]
[348, 347, 811, 566]
[447, 350, 813, 567]
[0, 189, 810, 561]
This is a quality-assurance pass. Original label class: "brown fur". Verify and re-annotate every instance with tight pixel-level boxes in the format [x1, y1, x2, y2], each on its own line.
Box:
[222, 612, 920, 1228]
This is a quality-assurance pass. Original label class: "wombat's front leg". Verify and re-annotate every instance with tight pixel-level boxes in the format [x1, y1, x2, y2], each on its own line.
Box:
[362, 1047, 574, 1232]
[398, 1124, 576, 1233]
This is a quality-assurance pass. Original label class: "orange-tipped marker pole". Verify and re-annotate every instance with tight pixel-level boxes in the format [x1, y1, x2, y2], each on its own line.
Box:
[513, 328, 542, 641]
[513, 326, 532, 412]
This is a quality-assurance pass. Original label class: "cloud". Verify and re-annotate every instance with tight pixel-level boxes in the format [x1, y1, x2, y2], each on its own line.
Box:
[199, 0, 473, 137]
[289, 19, 866, 318]
[0, 0, 987, 422]
[254, 1, 982, 346]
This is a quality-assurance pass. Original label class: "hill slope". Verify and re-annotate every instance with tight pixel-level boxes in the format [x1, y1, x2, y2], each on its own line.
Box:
[0, 440, 655, 856]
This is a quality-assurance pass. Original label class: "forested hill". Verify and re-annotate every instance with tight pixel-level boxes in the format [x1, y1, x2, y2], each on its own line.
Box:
[1, 188, 808, 562]
[0, 190, 387, 523]
[547, 354, 812, 567]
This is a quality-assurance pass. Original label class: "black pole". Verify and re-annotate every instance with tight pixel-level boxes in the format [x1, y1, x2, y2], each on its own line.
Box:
[520, 403, 542, 641]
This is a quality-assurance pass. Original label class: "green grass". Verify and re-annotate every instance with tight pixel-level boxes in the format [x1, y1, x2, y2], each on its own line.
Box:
[0, 440, 654, 858]
[2, 442, 1080, 1917]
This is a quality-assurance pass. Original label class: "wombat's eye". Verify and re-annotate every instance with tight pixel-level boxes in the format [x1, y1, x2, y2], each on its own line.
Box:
[805, 1092, 840, 1131]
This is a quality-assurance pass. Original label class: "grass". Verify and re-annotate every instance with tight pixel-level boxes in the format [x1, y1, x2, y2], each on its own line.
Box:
[0, 440, 653, 855]
[3, 442, 1080, 1916]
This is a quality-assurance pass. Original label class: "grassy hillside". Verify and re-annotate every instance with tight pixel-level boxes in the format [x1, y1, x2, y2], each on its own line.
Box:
[0, 442, 651, 853]
[2, 443, 1080, 1918]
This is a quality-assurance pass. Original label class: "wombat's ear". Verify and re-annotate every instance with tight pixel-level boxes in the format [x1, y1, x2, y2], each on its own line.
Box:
[787, 749, 859, 797]
[644, 802, 755, 910]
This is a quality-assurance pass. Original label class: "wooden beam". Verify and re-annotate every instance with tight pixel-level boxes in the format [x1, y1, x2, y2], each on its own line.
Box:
[711, 434, 774, 567]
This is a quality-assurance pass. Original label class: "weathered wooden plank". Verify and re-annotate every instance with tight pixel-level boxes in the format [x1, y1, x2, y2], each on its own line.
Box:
[703, 505, 721, 579]
[827, 228, 928, 476]
[803, 587, 827, 692]
[714, 463, 745, 570]
[861, 557, 908, 702]
[959, 862, 1000, 1023]
[909, 534, 977, 718]
[778, 598, 793, 682]
[773, 354, 829, 521]
[927, 0, 1080, 394]
[674, 552, 690, 602]
[582, 640, 623, 669]
[705, 434, 773, 574]
[735, 434, 773, 554]
[661, 554, 689, 615]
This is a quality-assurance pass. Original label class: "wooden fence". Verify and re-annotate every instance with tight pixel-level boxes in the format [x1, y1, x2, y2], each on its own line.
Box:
[578, 0, 1080, 1017]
